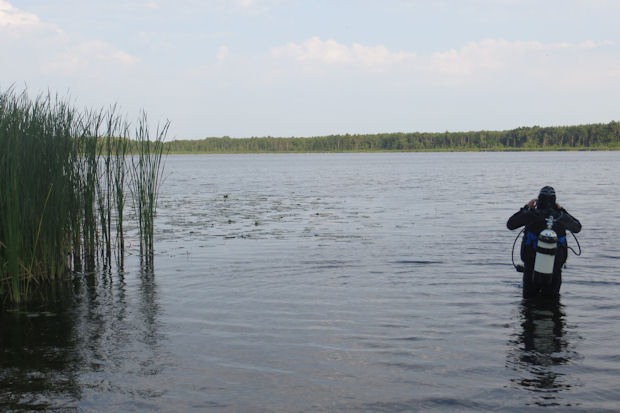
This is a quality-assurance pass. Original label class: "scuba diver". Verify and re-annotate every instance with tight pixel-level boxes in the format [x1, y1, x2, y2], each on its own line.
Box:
[507, 186, 581, 299]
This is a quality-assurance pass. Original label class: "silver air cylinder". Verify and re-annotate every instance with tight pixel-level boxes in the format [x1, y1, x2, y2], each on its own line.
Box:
[533, 224, 557, 285]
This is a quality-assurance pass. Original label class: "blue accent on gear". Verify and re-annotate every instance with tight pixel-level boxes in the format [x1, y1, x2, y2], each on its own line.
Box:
[525, 231, 538, 247]
[525, 231, 566, 248]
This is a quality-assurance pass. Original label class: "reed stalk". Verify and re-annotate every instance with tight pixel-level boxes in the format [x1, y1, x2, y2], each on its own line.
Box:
[113, 129, 131, 268]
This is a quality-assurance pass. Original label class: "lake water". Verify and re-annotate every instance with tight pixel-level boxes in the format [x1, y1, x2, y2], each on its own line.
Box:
[2, 152, 620, 412]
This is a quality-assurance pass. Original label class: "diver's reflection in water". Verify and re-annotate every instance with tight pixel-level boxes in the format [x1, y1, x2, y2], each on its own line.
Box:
[507, 298, 578, 407]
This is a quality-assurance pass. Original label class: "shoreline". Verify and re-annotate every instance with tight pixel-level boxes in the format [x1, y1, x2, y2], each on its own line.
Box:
[164, 147, 620, 155]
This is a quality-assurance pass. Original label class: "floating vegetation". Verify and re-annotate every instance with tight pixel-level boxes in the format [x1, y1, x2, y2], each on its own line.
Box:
[0, 88, 168, 304]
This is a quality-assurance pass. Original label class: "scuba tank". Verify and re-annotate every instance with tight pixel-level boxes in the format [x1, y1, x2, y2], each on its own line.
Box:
[511, 208, 581, 274]
[532, 216, 557, 285]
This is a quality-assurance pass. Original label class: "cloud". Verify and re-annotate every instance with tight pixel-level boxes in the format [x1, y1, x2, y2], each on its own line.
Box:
[269, 36, 617, 89]
[426, 38, 615, 86]
[271, 37, 416, 72]
[216, 45, 229, 63]
[42, 40, 140, 76]
[273, 37, 352, 63]
[0, 1, 139, 78]
[0, 0, 38, 26]
[143, 1, 160, 9]
[195, 0, 282, 15]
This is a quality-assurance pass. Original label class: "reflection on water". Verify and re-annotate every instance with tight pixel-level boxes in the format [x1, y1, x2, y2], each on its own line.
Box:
[0, 286, 81, 412]
[507, 298, 580, 407]
[0, 262, 166, 412]
[2, 152, 620, 411]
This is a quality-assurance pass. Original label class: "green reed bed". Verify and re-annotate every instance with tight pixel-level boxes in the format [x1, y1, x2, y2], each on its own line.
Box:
[0, 89, 167, 304]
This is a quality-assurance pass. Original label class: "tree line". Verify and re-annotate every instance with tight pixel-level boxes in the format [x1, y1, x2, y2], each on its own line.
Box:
[165, 121, 620, 153]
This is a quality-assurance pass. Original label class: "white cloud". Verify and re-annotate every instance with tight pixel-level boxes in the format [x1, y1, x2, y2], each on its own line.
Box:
[273, 37, 352, 63]
[213, 0, 282, 15]
[0, 0, 38, 26]
[271, 37, 416, 72]
[42, 40, 139, 76]
[216, 45, 229, 63]
[143, 1, 160, 10]
[269, 36, 616, 88]
[0, 1, 139, 78]
[426, 38, 615, 83]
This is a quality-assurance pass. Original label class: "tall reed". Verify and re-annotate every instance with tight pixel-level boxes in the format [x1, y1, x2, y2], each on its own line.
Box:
[0, 88, 168, 304]
[113, 129, 131, 267]
[129, 113, 169, 266]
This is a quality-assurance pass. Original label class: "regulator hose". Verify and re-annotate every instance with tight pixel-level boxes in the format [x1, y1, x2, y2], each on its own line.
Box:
[568, 231, 582, 256]
[511, 227, 525, 272]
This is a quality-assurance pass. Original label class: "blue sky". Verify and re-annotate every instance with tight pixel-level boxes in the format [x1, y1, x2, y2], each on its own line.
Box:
[2, 0, 619, 139]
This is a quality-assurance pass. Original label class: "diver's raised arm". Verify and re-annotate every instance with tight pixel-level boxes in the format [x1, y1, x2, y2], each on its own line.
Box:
[507, 201, 536, 230]
[558, 208, 582, 233]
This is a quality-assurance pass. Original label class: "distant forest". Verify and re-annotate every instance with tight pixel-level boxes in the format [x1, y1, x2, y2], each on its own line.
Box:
[165, 121, 620, 153]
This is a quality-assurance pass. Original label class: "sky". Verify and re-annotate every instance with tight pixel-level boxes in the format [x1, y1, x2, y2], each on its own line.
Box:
[1, 0, 619, 140]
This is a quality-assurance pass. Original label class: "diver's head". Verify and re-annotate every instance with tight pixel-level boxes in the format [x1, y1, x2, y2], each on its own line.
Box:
[537, 186, 556, 209]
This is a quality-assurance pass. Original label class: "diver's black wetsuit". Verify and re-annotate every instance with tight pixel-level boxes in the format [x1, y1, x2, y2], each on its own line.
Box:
[507, 205, 581, 299]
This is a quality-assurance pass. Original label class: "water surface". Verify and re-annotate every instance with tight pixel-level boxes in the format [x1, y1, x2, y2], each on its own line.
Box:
[2, 152, 620, 411]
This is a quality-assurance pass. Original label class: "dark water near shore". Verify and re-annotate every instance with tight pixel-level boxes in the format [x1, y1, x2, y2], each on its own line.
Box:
[2, 152, 620, 412]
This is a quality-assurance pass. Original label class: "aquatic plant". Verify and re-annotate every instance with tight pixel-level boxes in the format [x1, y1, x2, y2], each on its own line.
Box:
[0, 88, 168, 304]
[113, 130, 131, 266]
[0, 90, 75, 302]
[129, 113, 169, 266]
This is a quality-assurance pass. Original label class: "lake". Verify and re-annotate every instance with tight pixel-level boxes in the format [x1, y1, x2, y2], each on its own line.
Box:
[2, 152, 620, 412]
